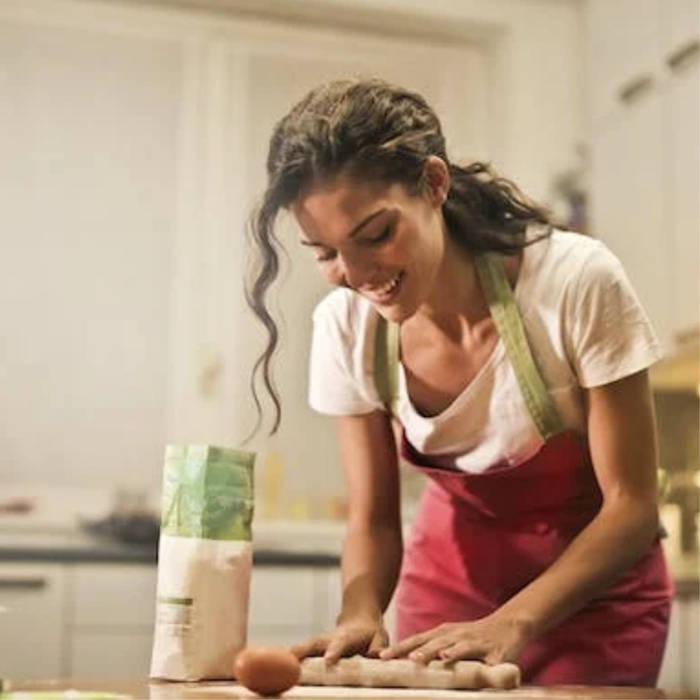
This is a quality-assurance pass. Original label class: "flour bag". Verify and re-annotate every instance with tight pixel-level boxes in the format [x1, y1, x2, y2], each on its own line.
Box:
[150, 444, 255, 680]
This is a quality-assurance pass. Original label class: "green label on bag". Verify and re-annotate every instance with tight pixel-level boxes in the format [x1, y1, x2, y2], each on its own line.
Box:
[160, 444, 255, 541]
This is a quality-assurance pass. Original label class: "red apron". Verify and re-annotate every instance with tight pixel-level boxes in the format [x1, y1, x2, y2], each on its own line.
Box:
[394, 430, 673, 686]
[376, 254, 674, 686]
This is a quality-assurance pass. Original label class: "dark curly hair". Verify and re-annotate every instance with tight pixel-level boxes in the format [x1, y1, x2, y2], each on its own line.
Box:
[246, 78, 553, 436]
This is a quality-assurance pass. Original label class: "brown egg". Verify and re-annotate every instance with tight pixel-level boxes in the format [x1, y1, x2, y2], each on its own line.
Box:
[234, 645, 301, 696]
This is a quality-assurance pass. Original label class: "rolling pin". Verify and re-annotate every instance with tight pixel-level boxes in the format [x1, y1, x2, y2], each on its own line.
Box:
[299, 655, 521, 690]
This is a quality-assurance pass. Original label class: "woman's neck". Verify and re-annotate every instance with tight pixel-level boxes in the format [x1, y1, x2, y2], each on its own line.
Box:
[409, 236, 491, 342]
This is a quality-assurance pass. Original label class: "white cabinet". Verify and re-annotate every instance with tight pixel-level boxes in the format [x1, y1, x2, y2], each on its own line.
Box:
[70, 632, 155, 679]
[589, 86, 672, 345]
[0, 564, 67, 678]
[248, 565, 400, 647]
[248, 566, 318, 645]
[248, 565, 347, 646]
[585, 0, 699, 353]
[67, 564, 157, 679]
[658, 594, 700, 695]
[585, 0, 661, 124]
[665, 42, 699, 336]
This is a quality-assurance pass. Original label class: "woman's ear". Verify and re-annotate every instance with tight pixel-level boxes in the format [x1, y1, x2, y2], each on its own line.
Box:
[422, 155, 450, 207]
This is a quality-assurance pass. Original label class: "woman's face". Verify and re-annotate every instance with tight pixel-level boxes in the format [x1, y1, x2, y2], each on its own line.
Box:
[291, 164, 448, 323]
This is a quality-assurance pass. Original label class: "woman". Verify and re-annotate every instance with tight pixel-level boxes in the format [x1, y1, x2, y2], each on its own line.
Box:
[246, 79, 673, 686]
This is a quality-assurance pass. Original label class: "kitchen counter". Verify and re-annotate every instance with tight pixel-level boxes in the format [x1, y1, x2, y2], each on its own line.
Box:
[3, 678, 694, 700]
[3, 522, 697, 593]
[0, 529, 340, 567]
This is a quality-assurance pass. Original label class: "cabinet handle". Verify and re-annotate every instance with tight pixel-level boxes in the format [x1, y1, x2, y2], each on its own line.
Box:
[618, 74, 655, 103]
[667, 38, 700, 71]
[0, 576, 47, 590]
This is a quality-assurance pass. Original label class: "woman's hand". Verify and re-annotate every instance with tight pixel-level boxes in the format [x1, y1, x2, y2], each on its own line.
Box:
[291, 614, 389, 665]
[379, 612, 531, 666]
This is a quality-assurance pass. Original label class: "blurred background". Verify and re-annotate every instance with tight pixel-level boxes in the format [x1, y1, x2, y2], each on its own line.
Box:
[0, 0, 698, 691]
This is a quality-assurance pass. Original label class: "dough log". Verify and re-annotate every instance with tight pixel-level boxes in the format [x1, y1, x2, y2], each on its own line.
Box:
[299, 655, 521, 690]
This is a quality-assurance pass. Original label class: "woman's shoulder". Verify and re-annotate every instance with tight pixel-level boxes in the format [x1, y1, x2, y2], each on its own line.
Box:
[541, 227, 611, 263]
[528, 227, 623, 290]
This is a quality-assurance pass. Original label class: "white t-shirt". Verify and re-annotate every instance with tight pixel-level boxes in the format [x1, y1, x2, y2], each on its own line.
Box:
[308, 229, 663, 473]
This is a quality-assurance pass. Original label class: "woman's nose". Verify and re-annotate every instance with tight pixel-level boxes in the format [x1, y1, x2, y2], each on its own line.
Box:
[336, 252, 375, 289]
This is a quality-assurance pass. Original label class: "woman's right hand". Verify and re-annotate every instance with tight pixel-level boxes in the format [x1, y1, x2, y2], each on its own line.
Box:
[290, 614, 389, 665]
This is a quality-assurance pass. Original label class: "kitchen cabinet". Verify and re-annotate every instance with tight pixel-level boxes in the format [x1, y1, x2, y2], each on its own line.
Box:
[585, 0, 699, 353]
[658, 594, 700, 695]
[248, 565, 398, 648]
[0, 563, 66, 679]
[248, 566, 319, 645]
[67, 564, 157, 679]
[1, 555, 697, 691]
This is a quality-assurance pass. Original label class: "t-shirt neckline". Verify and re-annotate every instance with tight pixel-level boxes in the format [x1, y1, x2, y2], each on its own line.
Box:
[396, 223, 546, 423]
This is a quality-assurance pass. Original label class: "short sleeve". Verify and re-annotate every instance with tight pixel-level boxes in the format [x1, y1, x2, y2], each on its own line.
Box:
[565, 242, 664, 388]
[308, 294, 381, 415]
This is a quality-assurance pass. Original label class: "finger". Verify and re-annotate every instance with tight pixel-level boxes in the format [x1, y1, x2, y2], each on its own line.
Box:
[323, 631, 368, 665]
[408, 635, 457, 665]
[290, 635, 330, 659]
[438, 639, 488, 662]
[366, 628, 390, 657]
[379, 631, 430, 659]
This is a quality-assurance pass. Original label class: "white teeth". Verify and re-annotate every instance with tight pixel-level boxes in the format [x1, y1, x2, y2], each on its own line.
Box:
[374, 274, 401, 296]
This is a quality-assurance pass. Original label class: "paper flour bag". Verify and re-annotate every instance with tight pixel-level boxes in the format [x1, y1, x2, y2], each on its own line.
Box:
[150, 444, 255, 680]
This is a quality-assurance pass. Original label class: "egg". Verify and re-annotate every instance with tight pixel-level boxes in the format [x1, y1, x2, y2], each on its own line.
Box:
[234, 645, 301, 696]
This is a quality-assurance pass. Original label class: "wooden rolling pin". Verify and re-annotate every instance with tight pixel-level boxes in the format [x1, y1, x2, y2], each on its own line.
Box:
[299, 655, 521, 690]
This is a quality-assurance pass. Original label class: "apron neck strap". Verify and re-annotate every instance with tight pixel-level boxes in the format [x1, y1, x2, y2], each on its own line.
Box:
[473, 253, 564, 439]
[374, 314, 400, 415]
[374, 253, 564, 440]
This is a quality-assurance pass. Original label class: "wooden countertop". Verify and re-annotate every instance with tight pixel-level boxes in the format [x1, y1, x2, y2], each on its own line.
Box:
[4, 678, 695, 699]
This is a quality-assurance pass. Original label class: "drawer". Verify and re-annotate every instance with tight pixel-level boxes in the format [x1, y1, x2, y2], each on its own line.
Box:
[70, 630, 153, 678]
[249, 566, 315, 628]
[0, 563, 66, 678]
[70, 563, 157, 627]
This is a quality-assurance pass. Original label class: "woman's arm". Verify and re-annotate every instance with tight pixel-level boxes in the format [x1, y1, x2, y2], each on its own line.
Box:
[293, 410, 403, 662]
[381, 369, 661, 664]
[496, 368, 660, 637]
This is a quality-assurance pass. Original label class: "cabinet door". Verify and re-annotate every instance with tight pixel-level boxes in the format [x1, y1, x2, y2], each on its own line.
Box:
[585, 0, 661, 123]
[0, 564, 66, 678]
[680, 596, 699, 694]
[70, 563, 157, 627]
[658, 597, 684, 691]
[666, 49, 699, 336]
[70, 631, 154, 679]
[68, 564, 157, 678]
[248, 566, 316, 644]
[589, 86, 674, 350]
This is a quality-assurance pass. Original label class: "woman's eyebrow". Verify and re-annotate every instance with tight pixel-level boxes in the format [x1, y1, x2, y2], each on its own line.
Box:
[348, 208, 387, 238]
[299, 208, 387, 247]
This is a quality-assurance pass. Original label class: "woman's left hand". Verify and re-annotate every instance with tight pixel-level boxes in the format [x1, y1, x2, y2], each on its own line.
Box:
[378, 612, 531, 666]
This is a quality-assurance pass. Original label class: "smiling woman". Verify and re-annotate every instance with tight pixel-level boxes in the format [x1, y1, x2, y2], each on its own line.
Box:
[244, 78, 673, 687]
[247, 79, 551, 432]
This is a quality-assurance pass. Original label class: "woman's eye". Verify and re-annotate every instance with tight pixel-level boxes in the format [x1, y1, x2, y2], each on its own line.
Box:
[365, 225, 392, 246]
[316, 249, 337, 263]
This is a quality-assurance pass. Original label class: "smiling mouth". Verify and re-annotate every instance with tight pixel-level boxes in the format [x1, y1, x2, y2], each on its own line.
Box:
[361, 272, 404, 303]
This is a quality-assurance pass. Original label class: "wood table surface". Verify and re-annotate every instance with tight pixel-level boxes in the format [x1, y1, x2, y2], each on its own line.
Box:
[4, 678, 696, 700]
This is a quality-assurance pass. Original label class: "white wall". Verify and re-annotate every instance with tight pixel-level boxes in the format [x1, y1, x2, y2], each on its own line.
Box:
[249, 0, 587, 200]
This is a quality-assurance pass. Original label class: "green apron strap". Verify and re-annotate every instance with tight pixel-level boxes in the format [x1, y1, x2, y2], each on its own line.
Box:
[373, 253, 564, 439]
[374, 314, 400, 413]
[473, 253, 564, 439]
